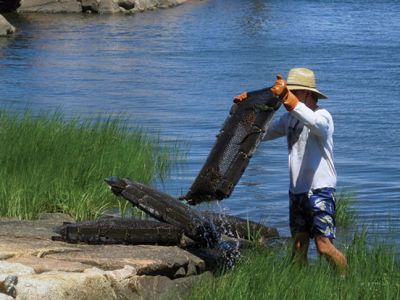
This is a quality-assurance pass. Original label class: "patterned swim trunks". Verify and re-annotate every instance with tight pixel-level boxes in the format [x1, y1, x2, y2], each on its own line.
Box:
[289, 187, 337, 239]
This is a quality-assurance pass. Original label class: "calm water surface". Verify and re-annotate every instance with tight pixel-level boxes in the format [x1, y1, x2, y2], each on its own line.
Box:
[1, 0, 399, 247]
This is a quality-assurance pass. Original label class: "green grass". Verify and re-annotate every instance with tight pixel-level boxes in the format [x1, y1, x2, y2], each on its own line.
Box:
[187, 230, 400, 300]
[336, 190, 356, 227]
[0, 108, 177, 220]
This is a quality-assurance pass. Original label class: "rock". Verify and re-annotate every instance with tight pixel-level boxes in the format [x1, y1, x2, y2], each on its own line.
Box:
[0, 213, 74, 241]
[81, 0, 100, 12]
[45, 244, 206, 277]
[0, 263, 34, 298]
[0, 14, 15, 36]
[15, 271, 127, 300]
[186, 261, 198, 276]
[0, 275, 18, 298]
[97, 0, 120, 13]
[0, 255, 13, 261]
[14, 269, 211, 300]
[0, 214, 214, 299]
[158, 0, 185, 9]
[16, 0, 185, 13]
[0, 235, 83, 259]
[7, 256, 91, 273]
[17, 0, 82, 13]
[84, 265, 137, 280]
[129, 0, 185, 12]
[0, 262, 35, 281]
[173, 267, 186, 278]
[129, 271, 213, 299]
[81, 0, 120, 13]
[117, 0, 135, 10]
[132, 0, 157, 11]
[0, 293, 13, 300]
[0, 215, 206, 277]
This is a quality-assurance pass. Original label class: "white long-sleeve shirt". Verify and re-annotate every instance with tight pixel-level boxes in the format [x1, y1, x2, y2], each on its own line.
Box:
[263, 102, 337, 194]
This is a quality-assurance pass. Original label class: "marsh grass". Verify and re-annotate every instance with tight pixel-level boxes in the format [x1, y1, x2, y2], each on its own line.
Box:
[0, 109, 176, 220]
[336, 190, 356, 227]
[188, 229, 400, 300]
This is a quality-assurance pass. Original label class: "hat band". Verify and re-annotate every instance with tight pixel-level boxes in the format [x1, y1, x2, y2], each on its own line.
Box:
[287, 83, 315, 89]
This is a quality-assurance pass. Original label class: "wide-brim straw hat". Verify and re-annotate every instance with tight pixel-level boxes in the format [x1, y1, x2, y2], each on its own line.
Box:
[287, 68, 328, 99]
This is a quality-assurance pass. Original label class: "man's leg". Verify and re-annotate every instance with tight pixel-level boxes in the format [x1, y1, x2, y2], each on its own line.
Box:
[292, 231, 310, 266]
[309, 188, 347, 273]
[289, 192, 311, 266]
[315, 235, 348, 273]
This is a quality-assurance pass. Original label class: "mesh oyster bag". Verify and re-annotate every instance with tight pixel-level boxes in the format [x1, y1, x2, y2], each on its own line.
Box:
[182, 88, 281, 205]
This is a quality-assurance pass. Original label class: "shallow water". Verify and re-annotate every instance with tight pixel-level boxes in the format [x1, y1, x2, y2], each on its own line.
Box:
[1, 0, 399, 247]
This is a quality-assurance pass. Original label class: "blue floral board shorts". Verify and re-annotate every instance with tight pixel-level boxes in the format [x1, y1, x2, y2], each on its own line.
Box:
[289, 188, 337, 239]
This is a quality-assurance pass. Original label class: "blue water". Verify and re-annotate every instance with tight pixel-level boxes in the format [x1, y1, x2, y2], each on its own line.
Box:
[1, 0, 399, 247]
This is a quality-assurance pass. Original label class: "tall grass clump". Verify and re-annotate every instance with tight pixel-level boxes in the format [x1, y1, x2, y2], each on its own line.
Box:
[336, 190, 356, 227]
[187, 230, 400, 300]
[0, 109, 177, 220]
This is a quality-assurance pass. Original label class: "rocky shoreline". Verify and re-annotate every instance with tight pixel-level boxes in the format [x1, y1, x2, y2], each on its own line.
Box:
[0, 213, 213, 299]
[0, 0, 189, 36]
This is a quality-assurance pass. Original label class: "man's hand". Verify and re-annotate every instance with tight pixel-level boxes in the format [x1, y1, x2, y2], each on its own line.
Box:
[233, 91, 248, 104]
[270, 74, 299, 111]
[270, 74, 288, 99]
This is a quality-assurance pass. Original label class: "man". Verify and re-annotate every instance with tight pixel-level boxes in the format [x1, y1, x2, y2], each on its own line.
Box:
[234, 68, 347, 273]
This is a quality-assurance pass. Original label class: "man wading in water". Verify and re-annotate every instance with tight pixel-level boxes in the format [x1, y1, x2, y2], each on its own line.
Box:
[234, 68, 348, 273]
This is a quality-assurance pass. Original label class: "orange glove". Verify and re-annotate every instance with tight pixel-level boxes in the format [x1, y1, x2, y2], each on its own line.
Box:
[233, 91, 248, 104]
[270, 74, 299, 111]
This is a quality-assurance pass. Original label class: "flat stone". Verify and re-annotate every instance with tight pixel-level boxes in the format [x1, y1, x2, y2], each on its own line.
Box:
[0, 293, 13, 300]
[0, 213, 74, 240]
[46, 244, 206, 277]
[15, 270, 211, 300]
[15, 271, 129, 300]
[129, 271, 213, 299]
[0, 235, 84, 259]
[17, 0, 82, 13]
[0, 254, 13, 261]
[0, 214, 211, 299]
[0, 215, 206, 278]
[7, 256, 91, 273]
[84, 265, 137, 280]
[0, 262, 35, 281]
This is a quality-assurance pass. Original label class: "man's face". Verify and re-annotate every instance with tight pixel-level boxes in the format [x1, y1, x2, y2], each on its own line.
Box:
[292, 90, 317, 110]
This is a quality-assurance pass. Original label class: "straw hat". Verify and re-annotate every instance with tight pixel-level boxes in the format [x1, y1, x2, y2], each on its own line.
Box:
[286, 68, 328, 99]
